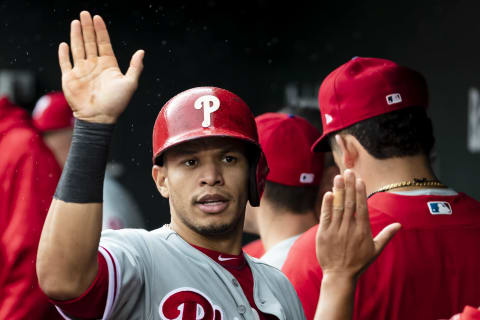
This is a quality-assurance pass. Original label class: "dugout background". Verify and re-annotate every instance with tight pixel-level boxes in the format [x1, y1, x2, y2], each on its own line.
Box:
[1, 0, 479, 230]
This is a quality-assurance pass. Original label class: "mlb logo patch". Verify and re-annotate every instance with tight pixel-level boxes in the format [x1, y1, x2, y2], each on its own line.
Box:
[300, 173, 315, 184]
[386, 93, 402, 105]
[427, 201, 452, 215]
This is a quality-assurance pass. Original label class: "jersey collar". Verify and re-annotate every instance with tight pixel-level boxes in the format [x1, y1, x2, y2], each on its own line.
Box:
[190, 244, 247, 269]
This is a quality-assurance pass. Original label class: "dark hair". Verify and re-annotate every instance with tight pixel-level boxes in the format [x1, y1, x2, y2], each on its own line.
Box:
[263, 181, 318, 214]
[329, 107, 435, 159]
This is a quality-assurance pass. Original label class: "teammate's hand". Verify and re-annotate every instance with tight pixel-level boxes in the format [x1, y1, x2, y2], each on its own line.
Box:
[315, 170, 401, 280]
[58, 11, 144, 124]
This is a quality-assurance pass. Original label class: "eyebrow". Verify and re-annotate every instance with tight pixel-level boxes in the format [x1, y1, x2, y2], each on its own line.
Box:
[170, 144, 242, 157]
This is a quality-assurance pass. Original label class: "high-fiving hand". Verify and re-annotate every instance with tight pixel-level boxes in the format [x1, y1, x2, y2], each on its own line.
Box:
[59, 11, 144, 124]
[314, 170, 401, 320]
[315, 170, 401, 320]
[316, 170, 401, 279]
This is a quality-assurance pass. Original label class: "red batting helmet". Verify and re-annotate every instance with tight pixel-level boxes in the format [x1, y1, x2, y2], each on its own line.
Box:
[152, 87, 268, 206]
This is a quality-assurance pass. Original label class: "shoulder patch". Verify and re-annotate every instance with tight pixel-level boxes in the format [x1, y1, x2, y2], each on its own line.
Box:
[427, 201, 452, 215]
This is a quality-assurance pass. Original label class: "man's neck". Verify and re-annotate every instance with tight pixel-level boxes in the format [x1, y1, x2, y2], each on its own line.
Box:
[358, 154, 437, 197]
[257, 201, 318, 252]
[169, 218, 244, 255]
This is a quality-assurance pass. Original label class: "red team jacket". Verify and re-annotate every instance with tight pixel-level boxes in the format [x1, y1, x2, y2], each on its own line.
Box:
[282, 191, 480, 320]
[0, 97, 62, 319]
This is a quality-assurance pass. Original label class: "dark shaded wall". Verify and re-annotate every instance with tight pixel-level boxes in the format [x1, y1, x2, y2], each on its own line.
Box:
[1, 0, 478, 229]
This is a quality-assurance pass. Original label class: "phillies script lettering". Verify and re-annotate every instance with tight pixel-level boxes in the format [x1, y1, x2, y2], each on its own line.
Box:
[159, 288, 223, 320]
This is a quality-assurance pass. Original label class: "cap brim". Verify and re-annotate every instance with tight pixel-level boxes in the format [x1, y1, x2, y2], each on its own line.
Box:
[311, 133, 331, 152]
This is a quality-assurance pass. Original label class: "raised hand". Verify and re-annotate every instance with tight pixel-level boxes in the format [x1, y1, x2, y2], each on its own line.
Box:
[313, 170, 401, 320]
[59, 11, 144, 124]
[316, 170, 401, 279]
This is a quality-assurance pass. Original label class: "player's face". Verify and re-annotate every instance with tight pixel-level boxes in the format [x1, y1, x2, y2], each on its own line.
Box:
[153, 137, 250, 237]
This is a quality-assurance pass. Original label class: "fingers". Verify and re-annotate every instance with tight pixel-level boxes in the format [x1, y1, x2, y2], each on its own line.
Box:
[319, 191, 334, 231]
[58, 43, 72, 73]
[70, 20, 85, 63]
[93, 14, 115, 57]
[126, 50, 145, 84]
[373, 222, 402, 257]
[80, 11, 98, 58]
[355, 177, 370, 229]
[331, 175, 345, 229]
[342, 170, 357, 224]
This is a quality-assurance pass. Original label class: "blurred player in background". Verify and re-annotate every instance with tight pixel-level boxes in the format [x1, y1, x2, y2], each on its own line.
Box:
[243, 105, 338, 260]
[278, 105, 339, 203]
[243, 113, 324, 269]
[0, 95, 62, 319]
[32, 91, 145, 230]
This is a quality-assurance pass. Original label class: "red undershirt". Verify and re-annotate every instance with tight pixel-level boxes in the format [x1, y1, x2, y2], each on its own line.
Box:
[191, 244, 277, 320]
[51, 246, 278, 319]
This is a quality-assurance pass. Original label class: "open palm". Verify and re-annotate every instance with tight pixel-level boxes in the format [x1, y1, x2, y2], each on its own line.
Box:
[316, 171, 401, 278]
[59, 11, 144, 124]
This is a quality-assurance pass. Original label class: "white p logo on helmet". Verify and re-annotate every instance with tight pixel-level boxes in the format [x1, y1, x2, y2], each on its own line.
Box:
[194, 95, 220, 127]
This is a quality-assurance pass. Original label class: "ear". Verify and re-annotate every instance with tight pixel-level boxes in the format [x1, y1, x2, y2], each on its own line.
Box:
[335, 134, 359, 169]
[152, 165, 169, 198]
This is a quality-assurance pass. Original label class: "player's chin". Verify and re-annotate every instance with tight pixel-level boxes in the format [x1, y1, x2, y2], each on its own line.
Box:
[194, 220, 237, 236]
[195, 213, 243, 236]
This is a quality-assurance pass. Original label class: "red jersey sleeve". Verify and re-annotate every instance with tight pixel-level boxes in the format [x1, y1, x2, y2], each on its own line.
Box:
[50, 252, 109, 319]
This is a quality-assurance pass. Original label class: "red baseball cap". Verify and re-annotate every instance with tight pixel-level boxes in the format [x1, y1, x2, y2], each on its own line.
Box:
[312, 57, 429, 152]
[32, 92, 74, 132]
[256, 113, 324, 187]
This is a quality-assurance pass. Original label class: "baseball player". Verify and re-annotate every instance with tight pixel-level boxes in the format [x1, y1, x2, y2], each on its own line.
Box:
[36, 11, 304, 319]
[0, 95, 62, 319]
[276, 106, 339, 205]
[282, 57, 480, 320]
[32, 92, 146, 230]
[242, 113, 324, 269]
[32, 92, 74, 167]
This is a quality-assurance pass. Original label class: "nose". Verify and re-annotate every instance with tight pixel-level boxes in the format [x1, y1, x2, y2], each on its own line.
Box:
[199, 161, 224, 186]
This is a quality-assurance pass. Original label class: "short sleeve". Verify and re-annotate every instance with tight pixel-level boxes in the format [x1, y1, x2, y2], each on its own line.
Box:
[98, 229, 150, 318]
[51, 252, 109, 319]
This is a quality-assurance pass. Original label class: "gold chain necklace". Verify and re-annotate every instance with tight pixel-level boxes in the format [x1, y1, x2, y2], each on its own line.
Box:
[368, 178, 447, 198]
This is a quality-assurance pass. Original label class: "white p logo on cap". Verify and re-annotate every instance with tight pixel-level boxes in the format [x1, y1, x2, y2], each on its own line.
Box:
[194, 95, 220, 127]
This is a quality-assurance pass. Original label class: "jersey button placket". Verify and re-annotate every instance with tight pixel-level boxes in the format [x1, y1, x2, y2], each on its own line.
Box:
[232, 278, 239, 287]
[230, 277, 249, 319]
[237, 305, 247, 314]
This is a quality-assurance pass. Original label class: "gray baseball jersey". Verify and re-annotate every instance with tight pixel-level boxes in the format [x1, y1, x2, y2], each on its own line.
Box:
[58, 225, 305, 320]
